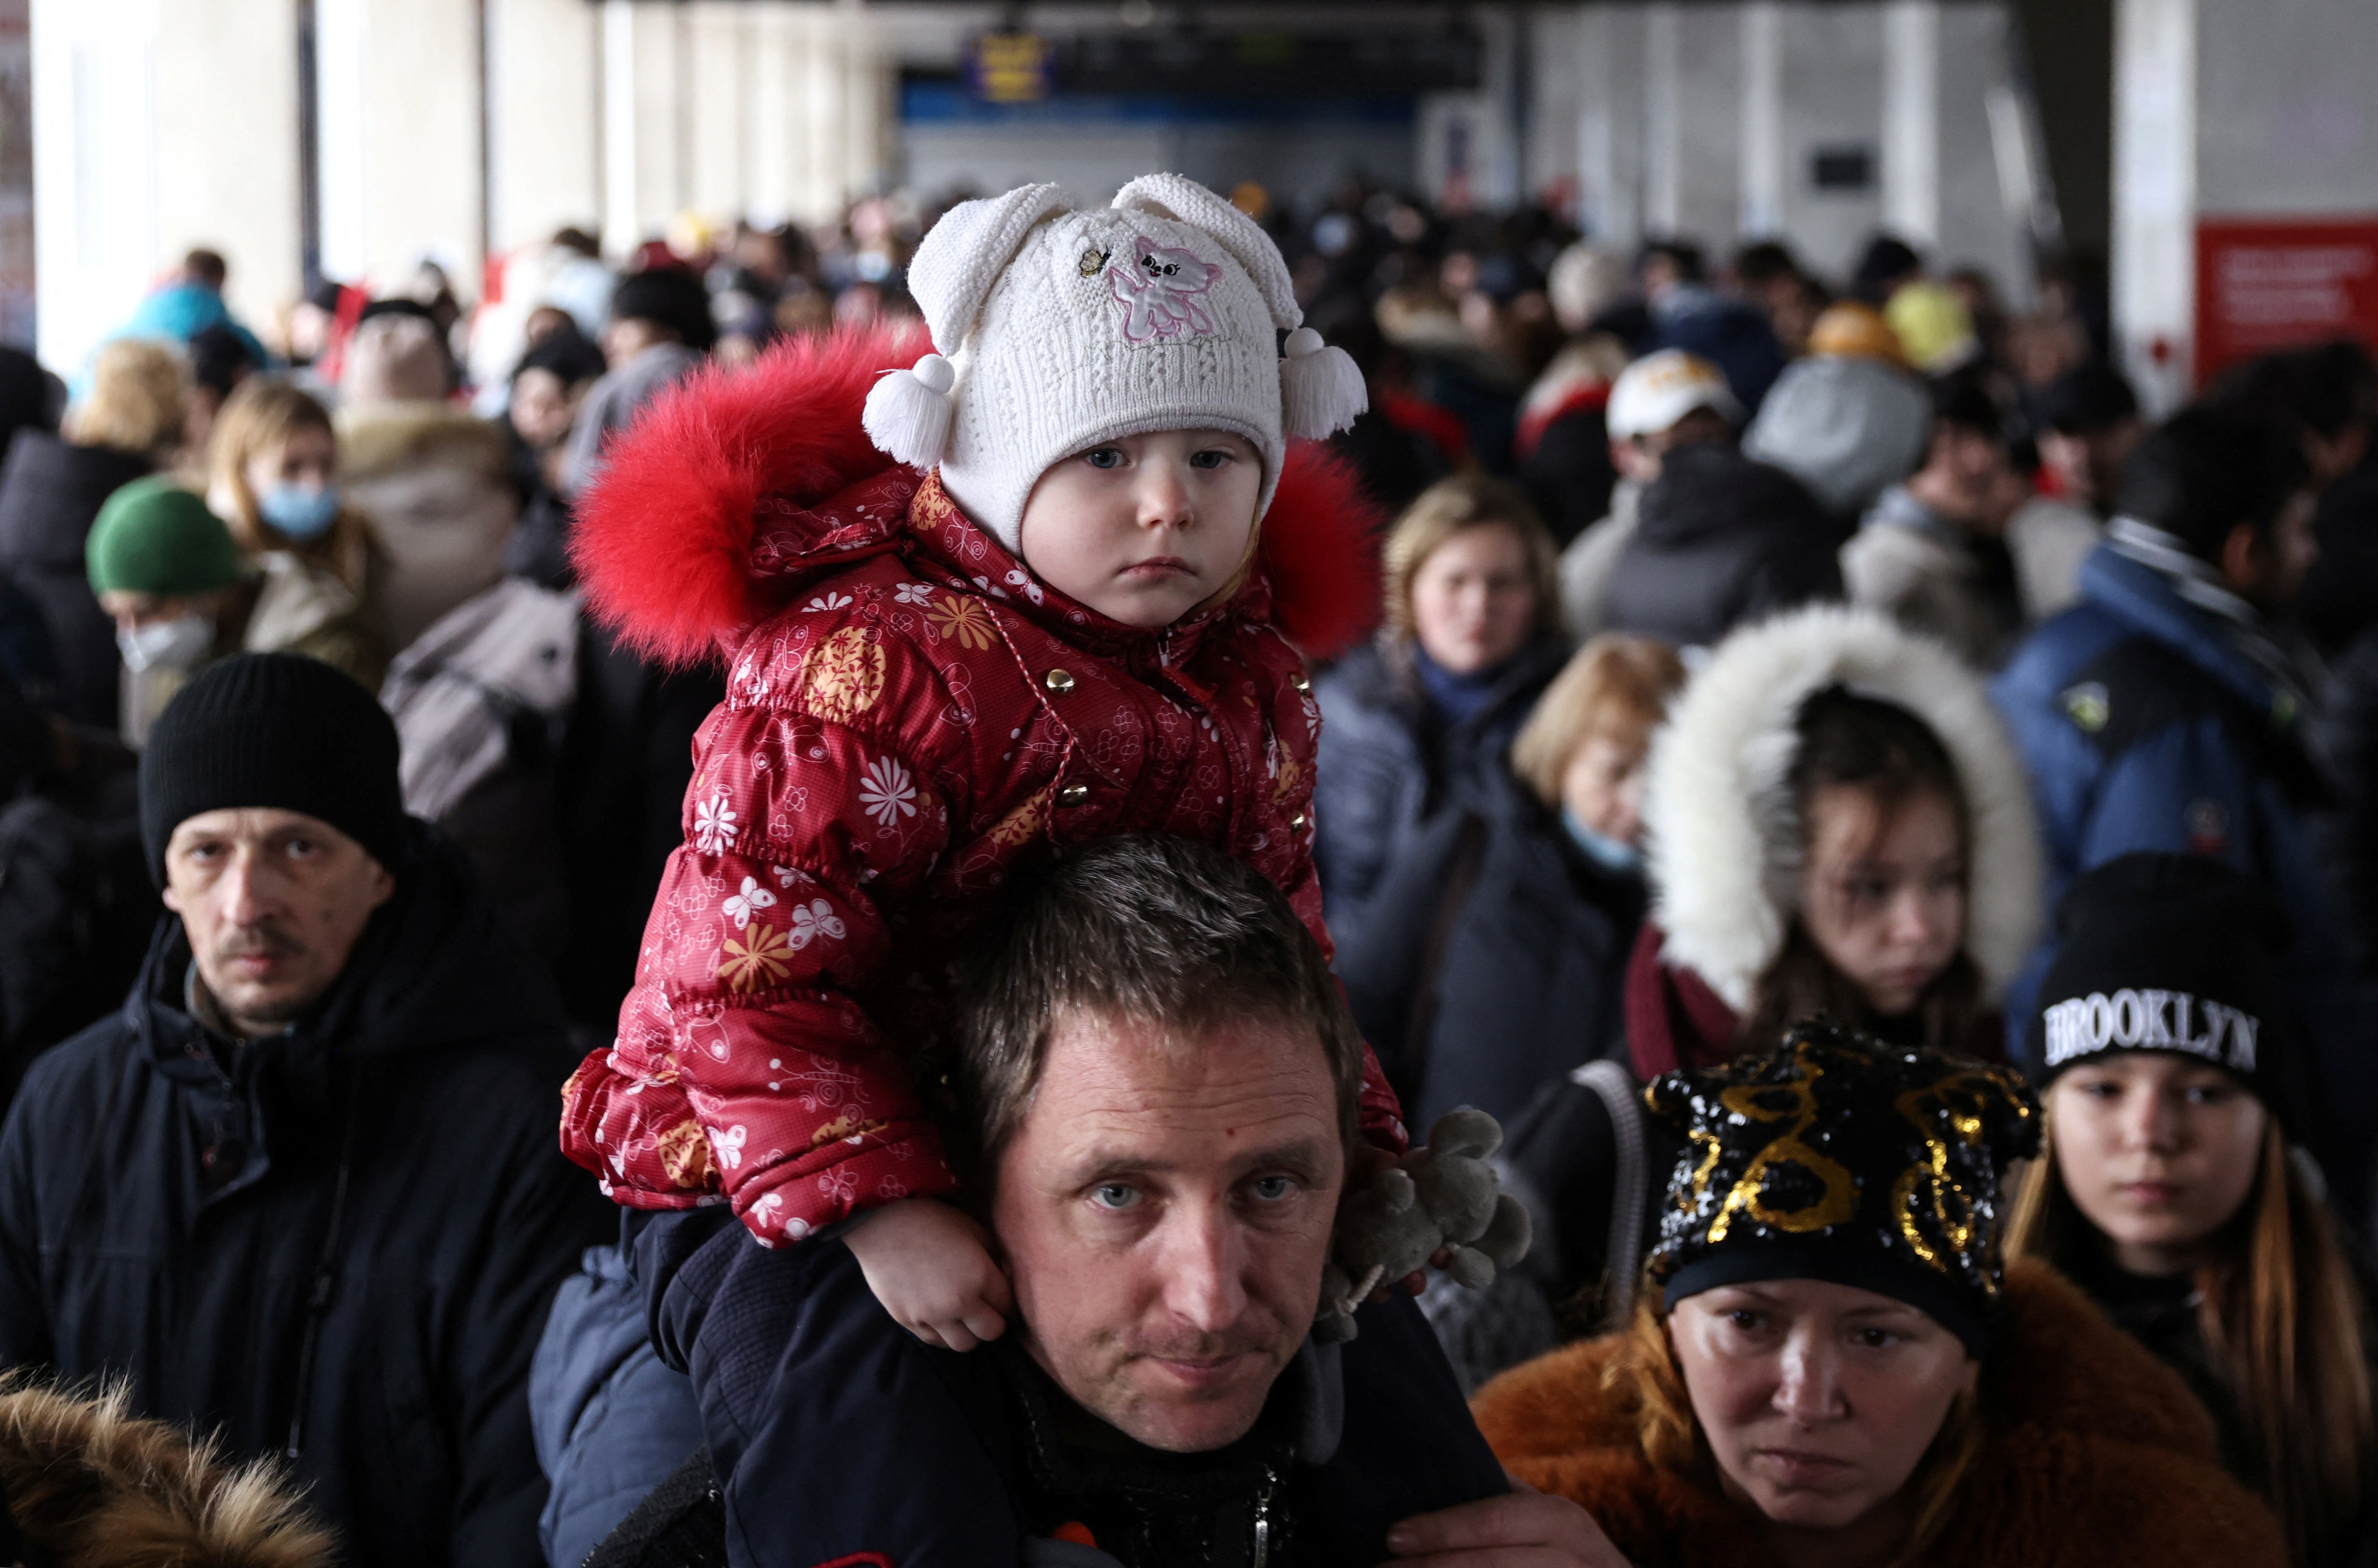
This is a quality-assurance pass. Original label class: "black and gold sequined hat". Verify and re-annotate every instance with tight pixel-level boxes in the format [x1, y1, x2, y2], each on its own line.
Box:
[1643, 1022, 2039, 1356]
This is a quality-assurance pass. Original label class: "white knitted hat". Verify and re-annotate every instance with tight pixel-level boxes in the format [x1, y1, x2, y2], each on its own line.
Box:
[862, 173, 1367, 553]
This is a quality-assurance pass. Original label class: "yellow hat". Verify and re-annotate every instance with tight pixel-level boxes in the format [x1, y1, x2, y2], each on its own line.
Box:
[1885, 281, 1978, 372]
[1807, 301, 1907, 366]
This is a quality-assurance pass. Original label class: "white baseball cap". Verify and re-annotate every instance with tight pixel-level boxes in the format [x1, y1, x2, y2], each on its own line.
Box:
[1606, 349, 1744, 441]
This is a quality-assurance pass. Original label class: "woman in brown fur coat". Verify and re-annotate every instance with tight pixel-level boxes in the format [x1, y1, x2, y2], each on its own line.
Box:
[1472, 1025, 2287, 1568]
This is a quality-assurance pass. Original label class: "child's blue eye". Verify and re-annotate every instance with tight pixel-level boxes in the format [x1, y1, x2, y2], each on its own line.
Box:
[1189, 450, 1231, 470]
[1084, 448, 1124, 470]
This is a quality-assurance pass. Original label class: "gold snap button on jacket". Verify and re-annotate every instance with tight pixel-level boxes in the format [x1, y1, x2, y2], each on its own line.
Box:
[1057, 783, 1091, 807]
[1290, 673, 1312, 693]
[1042, 669, 1076, 695]
[1290, 812, 1309, 832]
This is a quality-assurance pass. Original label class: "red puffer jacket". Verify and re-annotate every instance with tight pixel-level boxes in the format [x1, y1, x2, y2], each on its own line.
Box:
[558, 326, 1403, 1243]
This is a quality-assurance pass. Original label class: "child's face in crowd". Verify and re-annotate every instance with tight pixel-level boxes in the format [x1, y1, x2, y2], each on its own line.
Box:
[1669, 1278, 1976, 1538]
[510, 367, 580, 451]
[1016, 429, 1262, 628]
[2050, 1056, 2268, 1277]
[1798, 785, 1965, 1019]
[1410, 522, 1537, 675]
[243, 426, 337, 512]
[1560, 726, 1651, 847]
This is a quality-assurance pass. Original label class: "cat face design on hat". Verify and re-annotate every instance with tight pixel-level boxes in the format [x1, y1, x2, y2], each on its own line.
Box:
[1108, 236, 1219, 342]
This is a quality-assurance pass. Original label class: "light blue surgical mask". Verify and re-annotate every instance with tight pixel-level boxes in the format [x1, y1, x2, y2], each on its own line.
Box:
[1563, 808, 1642, 877]
[259, 483, 341, 541]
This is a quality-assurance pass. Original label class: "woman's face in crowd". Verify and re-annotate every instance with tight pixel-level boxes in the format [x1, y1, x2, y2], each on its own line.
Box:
[1016, 429, 1261, 630]
[1799, 785, 1965, 1020]
[1561, 727, 1651, 846]
[2050, 1056, 2268, 1276]
[1410, 523, 1536, 676]
[1671, 1279, 1977, 1535]
[510, 367, 580, 451]
[243, 425, 337, 510]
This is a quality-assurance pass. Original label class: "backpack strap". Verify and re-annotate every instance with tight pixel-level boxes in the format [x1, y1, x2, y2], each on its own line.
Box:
[1566, 1059, 1649, 1330]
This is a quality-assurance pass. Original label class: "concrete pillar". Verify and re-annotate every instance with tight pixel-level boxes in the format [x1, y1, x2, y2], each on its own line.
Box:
[486, 0, 601, 254]
[1642, 5, 1681, 237]
[2111, 0, 2194, 413]
[1881, 0, 1941, 248]
[314, 0, 483, 296]
[32, 0, 304, 374]
[686, 3, 749, 226]
[747, 6, 800, 228]
[1739, 3, 1786, 239]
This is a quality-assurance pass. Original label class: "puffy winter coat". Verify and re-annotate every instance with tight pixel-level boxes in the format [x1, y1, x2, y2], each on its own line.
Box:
[0, 825, 614, 1568]
[1471, 1260, 2289, 1567]
[558, 327, 1401, 1245]
[0, 432, 150, 728]
[1312, 635, 1569, 955]
[1601, 443, 1841, 650]
[1992, 541, 2373, 1207]
[337, 402, 519, 654]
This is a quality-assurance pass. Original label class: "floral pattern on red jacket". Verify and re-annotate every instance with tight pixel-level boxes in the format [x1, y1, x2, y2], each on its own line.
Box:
[559, 469, 1406, 1245]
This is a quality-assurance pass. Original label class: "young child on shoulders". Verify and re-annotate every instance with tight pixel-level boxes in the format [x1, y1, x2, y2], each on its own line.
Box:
[559, 173, 1400, 1348]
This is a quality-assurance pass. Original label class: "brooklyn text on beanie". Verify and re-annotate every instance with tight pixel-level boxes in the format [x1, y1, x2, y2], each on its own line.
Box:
[2040, 988, 2260, 1076]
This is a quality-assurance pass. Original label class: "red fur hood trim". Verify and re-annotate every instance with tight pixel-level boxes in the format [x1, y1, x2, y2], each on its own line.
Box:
[571, 324, 1382, 667]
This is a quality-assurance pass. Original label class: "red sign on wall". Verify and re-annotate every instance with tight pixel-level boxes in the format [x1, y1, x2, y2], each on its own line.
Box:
[2197, 217, 2378, 386]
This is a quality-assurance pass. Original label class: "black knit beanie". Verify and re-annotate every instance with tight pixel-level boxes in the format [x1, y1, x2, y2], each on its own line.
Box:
[139, 652, 408, 884]
[2027, 851, 2292, 1109]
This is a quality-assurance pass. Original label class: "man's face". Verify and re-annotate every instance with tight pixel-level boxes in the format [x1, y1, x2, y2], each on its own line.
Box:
[161, 808, 394, 1037]
[989, 1010, 1347, 1454]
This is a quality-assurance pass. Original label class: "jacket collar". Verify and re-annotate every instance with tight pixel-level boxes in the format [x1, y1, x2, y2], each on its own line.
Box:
[2079, 535, 2305, 720]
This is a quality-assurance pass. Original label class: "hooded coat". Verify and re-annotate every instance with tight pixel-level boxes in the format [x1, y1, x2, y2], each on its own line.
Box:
[1600, 443, 1841, 651]
[1628, 606, 2042, 1077]
[557, 327, 1402, 1246]
[1469, 1260, 2288, 1567]
[0, 825, 614, 1568]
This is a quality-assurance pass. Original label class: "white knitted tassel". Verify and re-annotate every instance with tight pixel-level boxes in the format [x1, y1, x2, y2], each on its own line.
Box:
[862, 353, 957, 467]
[1279, 327, 1367, 440]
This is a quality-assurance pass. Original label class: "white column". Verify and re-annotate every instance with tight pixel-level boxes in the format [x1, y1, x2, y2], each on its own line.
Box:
[686, 3, 750, 224]
[32, 0, 304, 374]
[600, 0, 637, 256]
[1739, 2, 1785, 239]
[1881, 0, 1941, 248]
[486, 0, 601, 254]
[312, 0, 483, 295]
[2113, 0, 2197, 415]
[747, 6, 799, 228]
[1643, 3, 1681, 237]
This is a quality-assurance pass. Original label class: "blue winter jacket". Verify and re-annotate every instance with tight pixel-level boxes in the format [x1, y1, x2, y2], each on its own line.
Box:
[634, 1209, 1509, 1568]
[1993, 544, 2373, 1201]
[531, 1233, 707, 1567]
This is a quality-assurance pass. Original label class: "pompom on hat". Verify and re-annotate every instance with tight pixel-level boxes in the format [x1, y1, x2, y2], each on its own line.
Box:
[863, 174, 1367, 553]
[1644, 1022, 2039, 1356]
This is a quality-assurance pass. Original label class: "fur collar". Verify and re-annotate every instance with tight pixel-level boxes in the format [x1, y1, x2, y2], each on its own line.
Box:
[1639, 605, 2042, 1013]
[0, 1377, 334, 1567]
[570, 324, 1381, 667]
[1471, 1261, 2287, 1567]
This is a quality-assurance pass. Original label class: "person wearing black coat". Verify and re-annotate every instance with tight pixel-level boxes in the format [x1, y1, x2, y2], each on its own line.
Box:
[0, 654, 612, 1568]
[1314, 476, 1570, 952]
[1600, 438, 1842, 650]
[0, 429, 150, 728]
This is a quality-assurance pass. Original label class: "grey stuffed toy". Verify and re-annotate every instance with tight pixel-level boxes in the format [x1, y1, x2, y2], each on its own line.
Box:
[1316, 1108, 1532, 1342]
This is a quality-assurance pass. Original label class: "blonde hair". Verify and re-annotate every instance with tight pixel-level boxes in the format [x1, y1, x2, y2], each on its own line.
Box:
[205, 377, 370, 590]
[2008, 1110, 2374, 1562]
[68, 339, 188, 460]
[1612, 1287, 1986, 1555]
[1380, 474, 1563, 649]
[1510, 634, 1686, 807]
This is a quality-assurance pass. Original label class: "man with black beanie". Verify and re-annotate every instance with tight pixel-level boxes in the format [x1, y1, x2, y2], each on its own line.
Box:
[0, 652, 612, 1568]
[1993, 404, 2378, 1220]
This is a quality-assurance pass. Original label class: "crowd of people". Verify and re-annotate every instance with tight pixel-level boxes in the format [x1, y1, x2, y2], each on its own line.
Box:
[0, 166, 2369, 1568]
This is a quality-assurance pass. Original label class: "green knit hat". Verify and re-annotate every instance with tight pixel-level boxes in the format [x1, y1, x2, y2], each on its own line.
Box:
[86, 477, 242, 598]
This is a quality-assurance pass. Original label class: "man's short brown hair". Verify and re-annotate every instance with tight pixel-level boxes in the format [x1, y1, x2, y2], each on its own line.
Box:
[949, 835, 1364, 1182]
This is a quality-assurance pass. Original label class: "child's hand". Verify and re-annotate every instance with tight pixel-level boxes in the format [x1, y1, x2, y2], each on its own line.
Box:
[844, 1197, 1014, 1351]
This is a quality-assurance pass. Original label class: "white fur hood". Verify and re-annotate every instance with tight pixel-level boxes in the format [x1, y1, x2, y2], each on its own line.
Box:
[1641, 604, 2043, 1013]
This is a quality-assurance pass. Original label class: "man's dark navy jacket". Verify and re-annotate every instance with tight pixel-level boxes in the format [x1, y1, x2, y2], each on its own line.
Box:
[637, 1209, 1510, 1568]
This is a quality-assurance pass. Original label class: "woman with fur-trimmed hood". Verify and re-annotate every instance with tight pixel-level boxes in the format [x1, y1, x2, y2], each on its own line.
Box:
[1623, 605, 2043, 1077]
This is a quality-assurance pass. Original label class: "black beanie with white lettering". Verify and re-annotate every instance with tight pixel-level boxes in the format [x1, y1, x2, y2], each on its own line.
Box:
[2028, 853, 2291, 1109]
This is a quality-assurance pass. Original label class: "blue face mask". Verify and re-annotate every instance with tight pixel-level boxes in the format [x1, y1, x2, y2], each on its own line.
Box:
[1563, 809, 1642, 876]
[258, 483, 341, 541]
